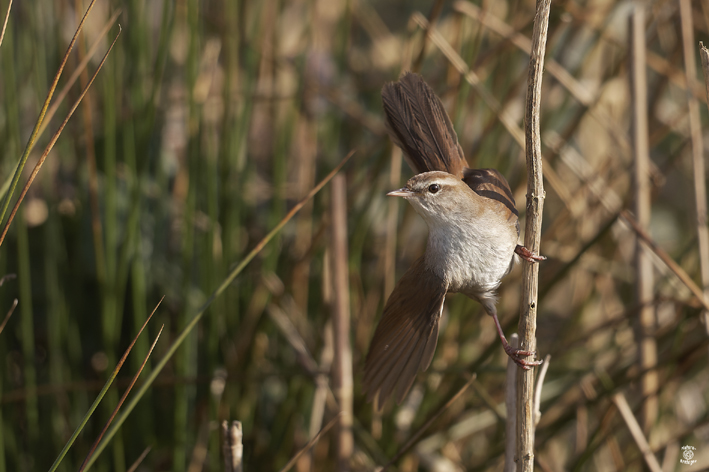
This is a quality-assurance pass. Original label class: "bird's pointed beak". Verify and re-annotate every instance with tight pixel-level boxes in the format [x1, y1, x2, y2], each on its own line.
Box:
[387, 187, 412, 197]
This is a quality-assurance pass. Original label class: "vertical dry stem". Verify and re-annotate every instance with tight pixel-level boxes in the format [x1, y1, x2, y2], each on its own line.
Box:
[222, 421, 243, 472]
[331, 174, 353, 471]
[680, 0, 709, 340]
[505, 334, 518, 472]
[629, 6, 657, 433]
[699, 42, 709, 340]
[516, 0, 551, 470]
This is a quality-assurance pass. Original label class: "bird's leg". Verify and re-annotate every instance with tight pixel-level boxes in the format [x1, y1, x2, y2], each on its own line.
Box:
[485, 302, 543, 369]
[515, 244, 546, 263]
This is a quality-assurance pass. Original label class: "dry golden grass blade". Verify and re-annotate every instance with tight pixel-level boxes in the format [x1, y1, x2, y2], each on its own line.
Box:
[126, 447, 152, 472]
[621, 210, 709, 312]
[0, 0, 11, 48]
[37, 9, 122, 138]
[0, 298, 18, 335]
[278, 414, 342, 472]
[0, 0, 101, 226]
[49, 296, 163, 472]
[611, 393, 663, 472]
[0, 26, 121, 249]
[79, 299, 165, 472]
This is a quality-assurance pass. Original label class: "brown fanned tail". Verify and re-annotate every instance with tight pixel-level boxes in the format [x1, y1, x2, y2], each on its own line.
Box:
[381, 72, 467, 177]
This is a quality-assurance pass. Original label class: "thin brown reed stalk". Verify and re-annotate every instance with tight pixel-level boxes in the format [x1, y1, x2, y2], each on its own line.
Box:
[0, 298, 17, 335]
[701, 43, 709, 100]
[278, 414, 341, 472]
[516, 0, 551, 470]
[0, 0, 11, 48]
[611, 393, 662, 472]
[126, 447, 151, 472]
[505, 334, 518, 472]
[679, 0, 709, 337]
[331, 174, 353, 471]
[700, 41, 709, 341]
[0, 25, 121, 248]
[79, 324, 164, 472]
[621, 211, 709, 312]
[629, 6, 657, 434]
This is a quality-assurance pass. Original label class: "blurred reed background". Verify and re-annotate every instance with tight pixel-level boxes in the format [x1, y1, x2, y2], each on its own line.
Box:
[0, 0, 708, 470]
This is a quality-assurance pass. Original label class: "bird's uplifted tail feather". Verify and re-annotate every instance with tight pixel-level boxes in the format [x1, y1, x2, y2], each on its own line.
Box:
[363, 257, 447, 405]
[382, 72, 467, 177]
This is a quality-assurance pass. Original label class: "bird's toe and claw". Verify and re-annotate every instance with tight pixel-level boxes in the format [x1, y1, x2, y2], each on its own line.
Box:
[515, 245, 546, 263]
[503, 343, 544, 370]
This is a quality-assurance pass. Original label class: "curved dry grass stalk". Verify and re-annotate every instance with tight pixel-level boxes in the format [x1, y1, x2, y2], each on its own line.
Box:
[278, 414, 341, 472]
[0, 0, 101, 226]
[79, 324, 165, 472]
[48, 296, 163, 472]
[0, 0, 11, 49]
[0, 25, 122, 248]
[611, 393, 662, 472]
[0, 298, 17, 335]
[37, 9, 122, 138]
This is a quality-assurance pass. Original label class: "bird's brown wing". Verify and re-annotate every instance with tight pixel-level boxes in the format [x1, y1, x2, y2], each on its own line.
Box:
[463, 168, 519, 233]
[363, 256, 448, 405]
[381, 72, 468, 177]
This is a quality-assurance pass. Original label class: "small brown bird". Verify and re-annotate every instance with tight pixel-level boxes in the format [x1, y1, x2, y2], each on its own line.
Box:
[363, 72, 545, 405]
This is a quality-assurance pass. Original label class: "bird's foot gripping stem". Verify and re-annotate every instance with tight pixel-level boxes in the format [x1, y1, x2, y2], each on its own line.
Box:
[515, 245, 546, 263]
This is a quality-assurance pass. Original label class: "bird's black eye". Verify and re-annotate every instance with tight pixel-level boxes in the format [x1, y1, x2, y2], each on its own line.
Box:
[428, 184, 441, 194]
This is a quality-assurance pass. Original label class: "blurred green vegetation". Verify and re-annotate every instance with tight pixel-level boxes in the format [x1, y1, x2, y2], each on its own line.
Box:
[0, 0, 708, 470]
